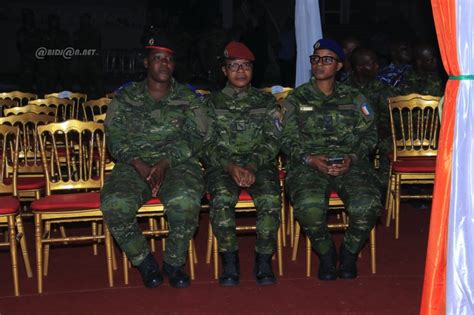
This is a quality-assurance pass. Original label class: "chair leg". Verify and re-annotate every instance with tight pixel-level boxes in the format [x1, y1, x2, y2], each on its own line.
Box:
[306, 236, 311, 277]
[16, 216, 32, 277]
[123, 251, 129, 285]
[8, 215, 20, 296]
[59, 225, 68, 245]
[213, 236, 219, 280]
[395, 175, 401, 239]
[188, 241, 195, 280]
[43, 221, 51, 276]
[149, 218, 156, 253]
[104, 225, 114, 287]
[280, 185, 287, 247]
[289, 204, 295, 247]
[34, 213, 44, 293]
[370, 227, 376, 274]
[205, 222, 213, 264]
[291, 222, 301, 261]
[92, 222, 98, 255]
[386, 173, 395, 227]
[277, 227, 283, 276]
[192, 240, 198, 264]
[160, 217, 166, 251]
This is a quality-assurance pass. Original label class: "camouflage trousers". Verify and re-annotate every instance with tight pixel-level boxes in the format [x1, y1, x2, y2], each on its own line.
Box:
[100, 162, 204, 267]
[287, 162, 382, 255]
[206, 166, 281, 255]
[376, 137, 392, 191]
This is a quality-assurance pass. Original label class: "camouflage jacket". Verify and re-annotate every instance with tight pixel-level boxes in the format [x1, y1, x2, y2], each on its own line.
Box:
[397, 69, 443, 96]
[105, 79, 209, 166]
[344, 77, 395, 141]
[281, 78, 378, 167]
[204, 84, 282, 170]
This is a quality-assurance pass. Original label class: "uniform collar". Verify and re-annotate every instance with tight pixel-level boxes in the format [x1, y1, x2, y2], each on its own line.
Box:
[222, 83, 251, 99]
[308, 77, 339, 99]
[142, 77, 177, 103]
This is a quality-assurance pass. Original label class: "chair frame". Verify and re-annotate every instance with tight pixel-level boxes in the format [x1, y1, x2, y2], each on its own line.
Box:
[0, 91, 38, 106]
[385, 94, 440, 238]
[32, 120, 110, 293]
[0, 125, 33, 296]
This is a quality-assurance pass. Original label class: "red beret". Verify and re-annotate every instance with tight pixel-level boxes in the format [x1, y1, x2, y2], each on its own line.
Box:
[223, 41, 255, 61]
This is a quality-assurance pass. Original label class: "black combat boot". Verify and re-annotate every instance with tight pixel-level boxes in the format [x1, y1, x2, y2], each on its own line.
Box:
[317, 244, 337, 281]
[338, 244, 358, 279]
[136, 253, 163, 288]
[219, 251, 240, 287]
[254, 252, 276, 285]
[163, 262, 190, 288]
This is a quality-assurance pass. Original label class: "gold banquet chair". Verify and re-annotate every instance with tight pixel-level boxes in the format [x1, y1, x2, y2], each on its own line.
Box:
[0, 113, 55, 201]
[260, 86, 293, 103]
[206, 190, 284, 279]
[0, 125, 33, 296]
[29, 97, 75, 122]
[82, 98, 111, 121]
[4, 104, 57, 118]
[0, 91, 38, 105]
[44, 91, 87, 120]
[291, 192, 376, 276]
[385, 94, 440, 239]
[0, 99, 19, 116]
[30, 120, 112, 293]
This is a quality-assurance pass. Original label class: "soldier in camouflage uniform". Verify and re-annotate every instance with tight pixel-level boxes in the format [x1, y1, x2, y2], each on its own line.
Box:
[397, 43, 444, 96]
[204, 41, 282, 286]
[281, 39, 382, 280]
[346, 47, 396, 191]
[100, 32, 209, 289]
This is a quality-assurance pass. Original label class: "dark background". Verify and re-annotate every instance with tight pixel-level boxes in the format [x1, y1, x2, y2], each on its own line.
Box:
[0, 0, 440, 95]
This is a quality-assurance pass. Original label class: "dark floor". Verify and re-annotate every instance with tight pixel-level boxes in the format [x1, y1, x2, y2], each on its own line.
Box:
[0, 202, 430, 314]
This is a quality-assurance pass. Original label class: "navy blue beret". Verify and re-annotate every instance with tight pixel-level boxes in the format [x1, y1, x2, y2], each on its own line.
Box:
[313, 39, 345, 61]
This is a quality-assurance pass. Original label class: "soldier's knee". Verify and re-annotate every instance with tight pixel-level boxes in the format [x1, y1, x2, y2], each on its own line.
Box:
[101, 192, 140, 221]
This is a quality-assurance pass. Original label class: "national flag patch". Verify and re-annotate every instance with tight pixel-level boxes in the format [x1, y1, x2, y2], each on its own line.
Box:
[361, 103, 371, 116]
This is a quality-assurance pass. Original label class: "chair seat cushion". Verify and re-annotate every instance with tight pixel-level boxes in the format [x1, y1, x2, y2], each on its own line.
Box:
[4, 177, 46, 190]
[31, 192, 101, 211]
[0, 196, 20, 214]
[329, 191, 340, 199]
[279, 169, 286, 180]
[17, 177, 46, 190]
[145, 197, 162, 205]
[392, 158, 437, 173]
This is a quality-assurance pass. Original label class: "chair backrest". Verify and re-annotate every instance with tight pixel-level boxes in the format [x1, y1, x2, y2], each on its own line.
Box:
[0, 113, 55, 175]
[44, 92, 87, 120]
[28, 97, 75, 121]
[4, 104, 57, 118]
[82, 98, 111, 121]
[388, 93, 441, 160]
[93, 113, 107, 123]
[0, 91, 38, 106]
[0, 99, 19, 116]
[261, 86, 293, 103]
[0, 125, 19, 195]
[105, 92, 115, 99]
[37, 120, 105, 194]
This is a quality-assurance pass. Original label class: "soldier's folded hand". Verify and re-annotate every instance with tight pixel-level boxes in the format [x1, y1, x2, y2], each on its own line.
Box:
[327, 155, 352, 177]
[147, 159, 171, 196]
[131, 159, 152, 181]
[225, 163, 255, 187]
[306, 154, 330, 174]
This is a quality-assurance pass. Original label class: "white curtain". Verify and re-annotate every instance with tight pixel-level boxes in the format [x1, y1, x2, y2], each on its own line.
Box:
[294, 0, 323, 87]
[446, 0, 474, 313]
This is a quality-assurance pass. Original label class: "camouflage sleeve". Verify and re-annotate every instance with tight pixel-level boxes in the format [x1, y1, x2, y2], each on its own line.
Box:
[350, 95, 378, 162]
[247, 97, 282, 170]
[201, 97, 235, 168]
[280, 97, 305, 162]
[161, 96, 209, 167]
[104, 97, 141, 164]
